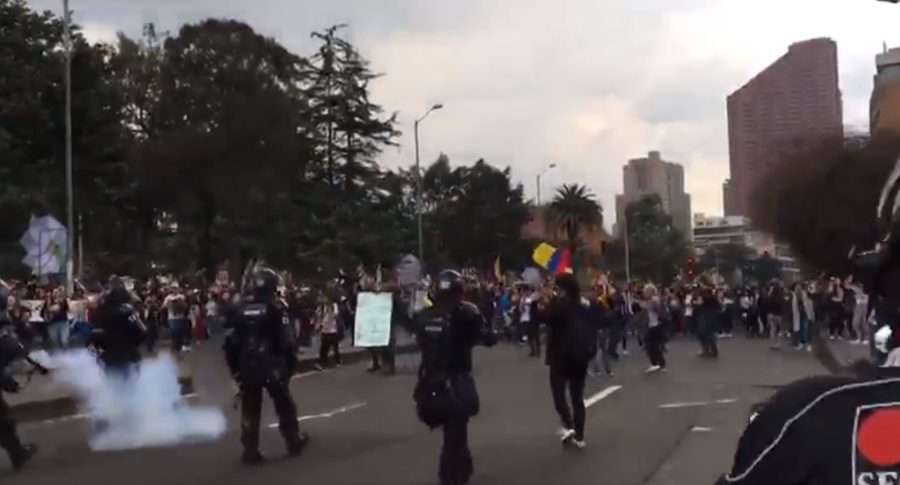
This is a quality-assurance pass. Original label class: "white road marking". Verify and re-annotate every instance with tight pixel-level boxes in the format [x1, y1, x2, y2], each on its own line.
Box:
[28, 413, 91, 427]
[267, 402, 367, 428]
[691, 426, 713, 432]
[291, 370, 327, 381]
[659, 398, 738, 409]
[584, 385, 622, 407]
[659, 401, 711, 409]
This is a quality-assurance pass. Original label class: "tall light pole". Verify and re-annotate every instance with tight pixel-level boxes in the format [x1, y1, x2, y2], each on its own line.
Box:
[535, 163, 557, 206]
[63, 0, 75, 296]
[623, 212, 631, 283]
[414, 103, 443, 265]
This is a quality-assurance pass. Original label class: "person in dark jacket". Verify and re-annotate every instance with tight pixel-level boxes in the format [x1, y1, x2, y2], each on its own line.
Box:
[0, 295, 39, 471]
[543, 273, 597, 449]
[90, 279, 147, 377]
[694, 288, 720, 358]
[409, 269, 497, 485]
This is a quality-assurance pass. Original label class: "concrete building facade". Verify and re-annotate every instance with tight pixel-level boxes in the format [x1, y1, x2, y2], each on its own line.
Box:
[693, 214, 800, 279]
[725, 38, 843, 216]
[614, 151, 691, 239]
[871, 46, 900, 136]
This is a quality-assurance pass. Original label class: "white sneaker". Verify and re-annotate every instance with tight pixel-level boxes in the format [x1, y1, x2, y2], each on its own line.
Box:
[862, 340, 870, 345]
[806, 345, 812, 352]
[571, 439, 587, 449]
[622, 350, 630, 356]
[645, 365, 661, 373]
[558, 428, 576, 443]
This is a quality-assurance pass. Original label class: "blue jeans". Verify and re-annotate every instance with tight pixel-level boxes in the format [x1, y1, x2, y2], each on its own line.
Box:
[46, 320, 70, 350]
[792, 317, 810, 346]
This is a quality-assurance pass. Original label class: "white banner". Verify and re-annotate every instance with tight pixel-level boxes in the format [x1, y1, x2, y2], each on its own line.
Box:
[353, 292, 393, 348]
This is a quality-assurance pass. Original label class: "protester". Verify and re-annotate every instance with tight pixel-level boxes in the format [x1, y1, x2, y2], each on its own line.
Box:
[45, 289, 70, 351]
[543, 273, 597, 449]
[314, 295, 342, 370]
[640, 284, 667, 373]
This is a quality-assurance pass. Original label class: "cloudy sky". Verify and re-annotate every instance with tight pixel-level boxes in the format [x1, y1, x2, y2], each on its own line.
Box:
[28, 0, 900, 227]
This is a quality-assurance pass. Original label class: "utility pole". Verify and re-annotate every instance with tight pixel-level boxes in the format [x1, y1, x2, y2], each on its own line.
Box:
[536, 163, 557, 206]
[623, 213, 632, 283]
[414, 104, 443, 266]
[63, 0, 75, 296]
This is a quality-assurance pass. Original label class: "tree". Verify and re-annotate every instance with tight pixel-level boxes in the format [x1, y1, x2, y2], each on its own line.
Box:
[145, 19, 311, 275]
[302, 25, 400, 192]
[421, 155, 531, 271]
[548, 184, 603, 266]
[0, 0, 127, 276]
[750, 134, 900, 275]
[625, 195, 690, 283]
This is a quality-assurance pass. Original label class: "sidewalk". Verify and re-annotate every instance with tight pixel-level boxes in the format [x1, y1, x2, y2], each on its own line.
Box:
[8, 333, 418, 423]
[824, 337, 873, 368]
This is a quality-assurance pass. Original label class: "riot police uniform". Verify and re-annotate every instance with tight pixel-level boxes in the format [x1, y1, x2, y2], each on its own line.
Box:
[90, 281, 146, 375]
[224, 268, 308, 465]
[717, 157, 900, 485]
[0, 297, 38, 470]
[410, 270, 497, 485]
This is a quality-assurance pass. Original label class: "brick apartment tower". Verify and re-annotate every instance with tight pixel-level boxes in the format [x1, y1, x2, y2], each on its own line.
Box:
[724, 38, 843, 216]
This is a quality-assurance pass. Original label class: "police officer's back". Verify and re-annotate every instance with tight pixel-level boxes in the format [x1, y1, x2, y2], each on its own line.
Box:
[0, 292, 39, 470]
[90, 280, 146, 373]
[718, 157, 900, 485]
[223, 267, 307, 465]
[410, 270, 497, 485]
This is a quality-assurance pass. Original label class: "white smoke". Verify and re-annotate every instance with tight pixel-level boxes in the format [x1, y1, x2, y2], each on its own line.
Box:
[34, 349, 226, 451]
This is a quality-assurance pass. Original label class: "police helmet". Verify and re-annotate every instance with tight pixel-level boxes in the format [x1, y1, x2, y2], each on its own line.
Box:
[251, 267, 280, 301]
[434, 270, 464, 302]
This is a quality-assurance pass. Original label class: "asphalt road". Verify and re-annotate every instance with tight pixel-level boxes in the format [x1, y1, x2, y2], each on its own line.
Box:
[7, 335, 827, 485]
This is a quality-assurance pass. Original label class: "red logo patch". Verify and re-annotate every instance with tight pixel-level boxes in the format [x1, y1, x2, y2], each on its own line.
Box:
[858, 408, 900, 467]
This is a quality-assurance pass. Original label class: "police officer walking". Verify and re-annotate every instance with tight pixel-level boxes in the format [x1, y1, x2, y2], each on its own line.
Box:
[224, 267, 308, 465]
[90, 277, 147, 377]
[0, 288, 40, 471]
[410, 270, 497, 485]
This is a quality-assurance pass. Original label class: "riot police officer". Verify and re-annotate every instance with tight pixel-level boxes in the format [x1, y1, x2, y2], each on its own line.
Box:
[410, 269, 497, 485]
[716, 158, 900, 485]
[224, 267, 308, 465]
[90, 277, 146, 376]
[0, 294, 39, 470]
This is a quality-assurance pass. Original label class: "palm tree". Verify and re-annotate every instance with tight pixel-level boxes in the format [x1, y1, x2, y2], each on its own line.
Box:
[548, 184, 603, 260]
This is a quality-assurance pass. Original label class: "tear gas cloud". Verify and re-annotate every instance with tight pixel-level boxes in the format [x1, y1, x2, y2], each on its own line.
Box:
[33, 350, 226, 451]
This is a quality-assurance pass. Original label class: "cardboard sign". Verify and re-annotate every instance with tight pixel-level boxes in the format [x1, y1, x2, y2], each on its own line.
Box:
[353, 292, 393, 348]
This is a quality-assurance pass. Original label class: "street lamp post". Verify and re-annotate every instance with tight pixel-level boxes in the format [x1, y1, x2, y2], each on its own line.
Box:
[414, 104, 443, 265]
[535, 163, 557, 206]
[623, 213, 631, 283]
[63, 0, 75, 296]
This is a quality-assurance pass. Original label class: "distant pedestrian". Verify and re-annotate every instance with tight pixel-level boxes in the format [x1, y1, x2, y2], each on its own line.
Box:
[315, 296, 342, 369]
[640, 284, 667, 373]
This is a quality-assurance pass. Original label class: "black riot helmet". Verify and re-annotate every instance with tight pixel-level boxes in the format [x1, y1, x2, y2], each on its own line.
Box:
[434, 270, 464, 305]
[853, 156, 900, 302]
[251, 267, 280, 302]
[105, 275, 130, 305]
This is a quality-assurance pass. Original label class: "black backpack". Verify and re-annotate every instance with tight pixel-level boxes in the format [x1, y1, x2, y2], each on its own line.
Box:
[562, 300, 599, 364]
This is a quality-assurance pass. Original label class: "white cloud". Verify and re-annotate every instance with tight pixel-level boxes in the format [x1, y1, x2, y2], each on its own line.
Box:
[27, 0, 900, 227]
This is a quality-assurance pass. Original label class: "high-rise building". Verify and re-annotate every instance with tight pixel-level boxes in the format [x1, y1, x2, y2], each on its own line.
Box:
[614, 151, 692, 239]
[871, 46, 900, 136]
[725, 38, 843, 216]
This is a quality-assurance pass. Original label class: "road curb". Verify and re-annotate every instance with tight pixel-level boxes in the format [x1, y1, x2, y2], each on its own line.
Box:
[10, 344, 418, 423]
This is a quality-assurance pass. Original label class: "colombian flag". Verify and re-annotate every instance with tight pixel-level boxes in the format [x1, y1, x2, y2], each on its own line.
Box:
[532, 243, 572, 275]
